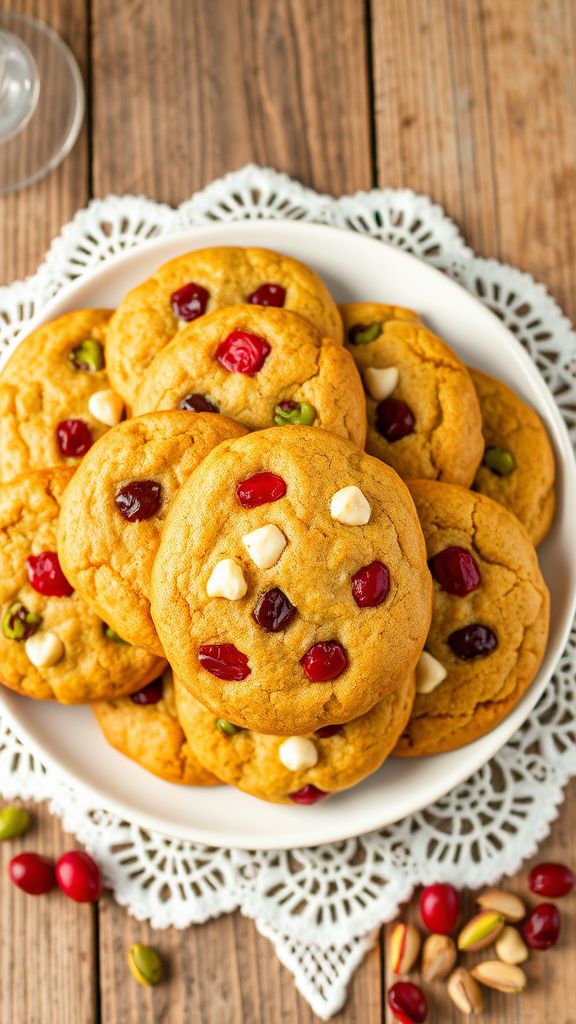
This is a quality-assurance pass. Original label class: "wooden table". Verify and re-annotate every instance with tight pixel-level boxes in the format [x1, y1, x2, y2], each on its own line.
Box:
[1, 1, 575, 1021]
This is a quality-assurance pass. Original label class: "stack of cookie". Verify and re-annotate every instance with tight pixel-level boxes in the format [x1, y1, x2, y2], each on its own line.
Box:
[0, 247, 553, 805]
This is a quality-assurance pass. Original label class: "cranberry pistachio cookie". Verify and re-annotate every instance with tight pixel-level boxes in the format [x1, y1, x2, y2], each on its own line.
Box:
[92, 670, 218, 786]
[0, 309, 124, 483]
[58, 411, 247, 655]
[340, 303, 483, 484]
[0, 468, 165, 702]
[174, 671, 414, 804]
[133, 306, 366, 448]
[151, 427, 432, 735]
[394, 480, 549, 756]
[469, 367, 556, 545]
[107, 247, 343, 406]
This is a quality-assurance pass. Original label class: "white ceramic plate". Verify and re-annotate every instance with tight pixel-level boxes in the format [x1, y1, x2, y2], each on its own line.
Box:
[1, 221, 575, 850]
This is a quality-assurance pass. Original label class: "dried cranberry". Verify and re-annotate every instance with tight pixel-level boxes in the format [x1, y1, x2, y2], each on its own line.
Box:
[314, 724, 344, 738]
[288, 785, 328, 805]
[252, 588, 296, 632]
[301, 641, 348, 682]
[388, 981, 428, 1024]
[376, 399, 415, 441]
[9, 853, 56, 895]
[523, 903, 561, 950]
[56, 419, 93, 457]
[130, 677, 164, 705]
[430, 546, 481, 596]
[448, 624, 497, 660]
[351, 560, 390, 607]
[26, 552, 74, 598]
[170, 282, 209, 322]
[178, 393, 219, 413]
[236, 472, 287, 508]
[198, 644, 251, 681]
[529, 862, 575, 898]
[419, 883, 460, 934]
[247, 283, 286, 307]
[55, 851, 101, 903]
[215, 330, 271, 375]
[115, 481, 162, 521]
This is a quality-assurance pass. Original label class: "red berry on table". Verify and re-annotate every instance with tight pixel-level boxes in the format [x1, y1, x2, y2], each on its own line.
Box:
[448, 624, 497, 660]
[215, 330, 271, 375]
[288, 785, 328, 805]
[376, 398, 415, 441]
[26, 551, 74, 597]
[300, 641, 348, 682]
[529, 862, 575, 898]
[522, 903, 561, 950]
[115, 480, 162, 521]
[130, 677, 164, 705]
[252, 588, 296, 632]
[247, 283, 286, 307]
[314, 724, 344, 738]
[55, 850, 102, 903]
[9, 852, 56, 895]
[430, 547, 481, 596]
[420, 883, 460, 934]
[236, 472, 287, 508]
[56, 418, 93, 457]
[351, 560, 390, 607]
[198, 644, 251, 681]
[388, 980, 428, 1024]
[170, 282, 209, 322]
[178, 393, 219, 413]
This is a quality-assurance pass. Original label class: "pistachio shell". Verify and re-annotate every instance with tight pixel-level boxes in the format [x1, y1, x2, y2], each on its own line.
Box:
[476, 889, 526, 923]
[458, 910, 505, 951]
[447, 967, 484, 1015]
[471, 959, 527, 994]
[421, 933, 457, 981]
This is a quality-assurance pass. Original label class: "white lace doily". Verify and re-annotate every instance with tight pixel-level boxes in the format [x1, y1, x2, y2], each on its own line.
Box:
[1, 165, 575, 1019]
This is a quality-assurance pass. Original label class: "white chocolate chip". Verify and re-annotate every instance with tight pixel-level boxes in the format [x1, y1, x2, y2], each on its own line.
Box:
[278, 736, 318, 772]
[242, 524, 287, 569]
[88, 389, 124, 426]
[329, 486, 371, 526]
[25, 632, 64, 668]
[206, 559, 248, 600]
[364, 365, 399, 401]
[416, 651, 447, 694]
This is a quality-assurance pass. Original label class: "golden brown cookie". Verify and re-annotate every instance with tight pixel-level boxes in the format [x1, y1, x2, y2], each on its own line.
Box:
[151, 427, 432, 735]
[0, 309, 123, 483]
[0, 468, 165, 702]
[469, 367, 556, 545]
[58, 411, 247, 655]
[394, 480, 549, 756]
[107, 247, 343, 406]
[93, 670, 219, 785]
[133, 305, 366, 449]
[175, 672, 414, 804]
[340, 303, 483, 484]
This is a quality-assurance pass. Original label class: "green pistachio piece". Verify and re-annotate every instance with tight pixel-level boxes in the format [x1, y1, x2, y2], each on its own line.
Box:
[483, 447, 515, 477]
[2, 602, 42, 641]
[273, 400, 317, 427]
[215, 719, 242, 736]
[70, 339, 105, 372]
[104, 625, 129, 645]
[0, 806, 30, 841]
[348, 321, 382, 345]
[128, 944, 164, 987]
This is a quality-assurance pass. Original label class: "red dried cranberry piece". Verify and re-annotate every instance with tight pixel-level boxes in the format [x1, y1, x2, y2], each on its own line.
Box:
[288, 785, 328, 805]
[388, 981, 428, 1024]
[430, 546, 481, 596]
[314, 724, 344, 738]
[130, 677, 164, 705]
[376, 399, 415, 441]
[56, 419, 93, 457]
[523, 903, 561, 950]
[198, 644, 251, 681]
[178, 393, 219, 413]
[26, 552, 74, 597]
[9, 853, 56, 895]
[215, 330, 271, 375]
[529, 862, 575, 898]
[170, 282, 209, 322]
[419, 883, 461, 934]
[236, 472, 287, 508]
[252, 588, 296, 632]
[115, 481, 162, 522]
[301, 641, 348, 682]
[247, 283, 286, 307]
[55, 851, 101, 903]
[448, 624, 497, 660]
[352, 560, 390, 607]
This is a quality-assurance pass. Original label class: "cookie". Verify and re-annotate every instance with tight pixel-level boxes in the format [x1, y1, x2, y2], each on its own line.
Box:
[92, 670, 219, 785]
[151, 427, 432, 735]
[469, 367, 556, 545]
[0, 468, 165, 702]
[58, 411, 247, 655]
[133, 305, 366, 449]
[0, 309, 123, 483]
[339, 303, 483, 484]
[394, 480, 549, 756]
[107, 247, 343, 406]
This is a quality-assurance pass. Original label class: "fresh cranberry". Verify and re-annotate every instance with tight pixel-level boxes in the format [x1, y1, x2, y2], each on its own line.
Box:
[376, 399, 415, 442]
[198, 644, 251, 681]
[56, 419, 93, 457]
[247, 283, 286, 307]
[215, 330, 271, 375]
[55, 851, 101, 903]
[529, 862, 575, 898]
[170, 282, 209, 322]
[178, 392, 219, 413]
[130, 677, 164, 705]
[26, 552, 74, 597]
[236, 472, 287, 508]
[523, 903, 561, 950]
[301, 641, 348, 682]
[430, 547, 481, 596]
[314, 724, 344, 738]
[419, 883, 460, 934]
[288, 785, 328, 805]
[9, 853, 56, 895]
[115, 481, 162, 521]
[352, 560, 390, 607]
[388, 981, 428, 1024]
[448, 624, 497, 660]
[252, 588, 296, 632]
